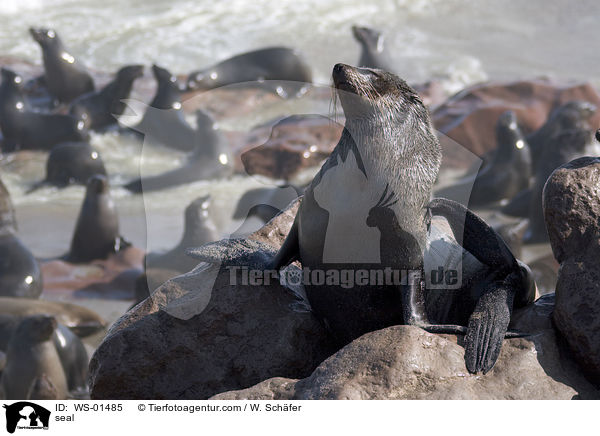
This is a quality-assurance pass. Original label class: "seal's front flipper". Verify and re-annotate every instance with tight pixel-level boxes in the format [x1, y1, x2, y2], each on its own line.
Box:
[464, 282, 514, 374]
[268, 215, 300, 270]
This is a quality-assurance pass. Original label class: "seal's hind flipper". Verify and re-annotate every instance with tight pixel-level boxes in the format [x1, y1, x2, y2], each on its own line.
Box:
[428, 197, 518, 273]
[464, 281, 513, 374]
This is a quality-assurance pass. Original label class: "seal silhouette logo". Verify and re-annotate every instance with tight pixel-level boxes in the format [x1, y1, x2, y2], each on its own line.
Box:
[3, 402, 51, 433]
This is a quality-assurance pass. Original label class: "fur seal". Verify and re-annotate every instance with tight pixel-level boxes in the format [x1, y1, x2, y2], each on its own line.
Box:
[1, 315, 68, 400]
[186, 47, 312, 97]
[501, 101, 597, 218]
[0, 68, 87, 152]
[145, 195, 219, 273]
[124, 109, 232, 192]
[0, 297, 106, 338]
[68, 175, 126, 263]
[524, 127, 595, 243]
[29, 27, 94, 103]
[69, 65, 144, 130]
[352, 25, 393, 71]
[129, 64, 202, 153]
[527, 100, 597, 171]
[435, 110, 532, 207]
[271, 64, 533, 374]
[0, 232, 43, 299]
[28, 142, 107, 192]
[52, 324, 88, 394]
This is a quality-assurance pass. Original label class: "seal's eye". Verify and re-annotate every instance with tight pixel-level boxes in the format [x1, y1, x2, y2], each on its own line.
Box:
[47, 30, 55, 38]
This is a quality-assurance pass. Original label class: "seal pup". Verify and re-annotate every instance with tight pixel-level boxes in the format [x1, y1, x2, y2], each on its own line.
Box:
[0, 232, 43, 299]
[186, 47, 312, 97]
[145, 195, 219, 273]
[28, 142, 107, 192]
[0, 68, 87, 152]
[352, 25, 393, 71]
[67, 175, 127, 263]
[69, 64, 144, 130]
[270, 64, 532, 374]
[29, 27, 94, 103]
[128, 64, 201, 153]
[124, 109, 232, 192]
[435, 110, 532, 207]
[2, 315, 68, 400]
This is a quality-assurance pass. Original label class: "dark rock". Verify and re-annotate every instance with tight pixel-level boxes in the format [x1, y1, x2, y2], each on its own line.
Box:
[89, 200, 336, 399]
[544, 157, 600, 384]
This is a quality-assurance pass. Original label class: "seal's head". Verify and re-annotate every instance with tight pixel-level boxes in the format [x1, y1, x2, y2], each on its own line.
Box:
[15, 315, 57, 343]
[117, 65, 144, 82]
[152, 64, 177, 85]
[86, 175, 109, 195]
[352, 25, 383, 51]
[29, 27, 61, 49]
[550, 100, 597, 131]
[332, 63, 426, 124]
[1, 68, 22, 89]
[496, 110, 528, 155]
[186, 194, 211, 224]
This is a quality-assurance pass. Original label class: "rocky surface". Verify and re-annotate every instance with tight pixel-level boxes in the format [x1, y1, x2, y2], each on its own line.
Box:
[213, 294, 599, 400]
[432, 80, 600, 159]
[89, 200, 336, 399]
[543, 157, 600, 384]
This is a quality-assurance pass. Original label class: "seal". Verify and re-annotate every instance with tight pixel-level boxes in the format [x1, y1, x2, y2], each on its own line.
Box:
[0, 297, 106, 339]
[145, 195, 219, 273]
[352, 25, 393, 71]
[52, 324, 88, 394]
[524, 127, 596, 244]
[0, 232, 43, 299]
[186, 47, 312, 97]
[67, 175, 126, 263]
[435, 110, 532, 207]
[29, 27, 95, 103]
[270, 64, 533, 374]
[0, 68, 87, 152]
[129, 64, 201, 153]
[69, 64, 144, 130]
[28, 142, 107, 192]
[124, 109, 233, 192]
[526, 100, 597, 171]
[1, 315, 68, 400]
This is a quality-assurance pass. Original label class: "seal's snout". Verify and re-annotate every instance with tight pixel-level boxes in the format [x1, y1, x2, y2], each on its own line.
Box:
[333, 63, 355, 91]
[498, 110, 518, 129]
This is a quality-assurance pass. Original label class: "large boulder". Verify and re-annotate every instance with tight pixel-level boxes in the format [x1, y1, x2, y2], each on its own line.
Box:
[213, 295, 599, 400]
[543, 157, 600, 384]
[89, 200, 336, 399]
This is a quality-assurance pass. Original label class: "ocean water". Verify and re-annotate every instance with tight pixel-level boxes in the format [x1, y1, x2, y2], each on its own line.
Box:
[0, 0, 596, 257]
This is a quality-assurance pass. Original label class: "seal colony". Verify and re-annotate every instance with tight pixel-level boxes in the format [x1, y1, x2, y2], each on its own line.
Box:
[271, 64, 534, 374]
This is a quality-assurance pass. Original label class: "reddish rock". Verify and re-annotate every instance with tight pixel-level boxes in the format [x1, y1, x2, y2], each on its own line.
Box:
[237, 115, 343, 180]
[41, 246, 144, 299]
[432, 80, 600, 161]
